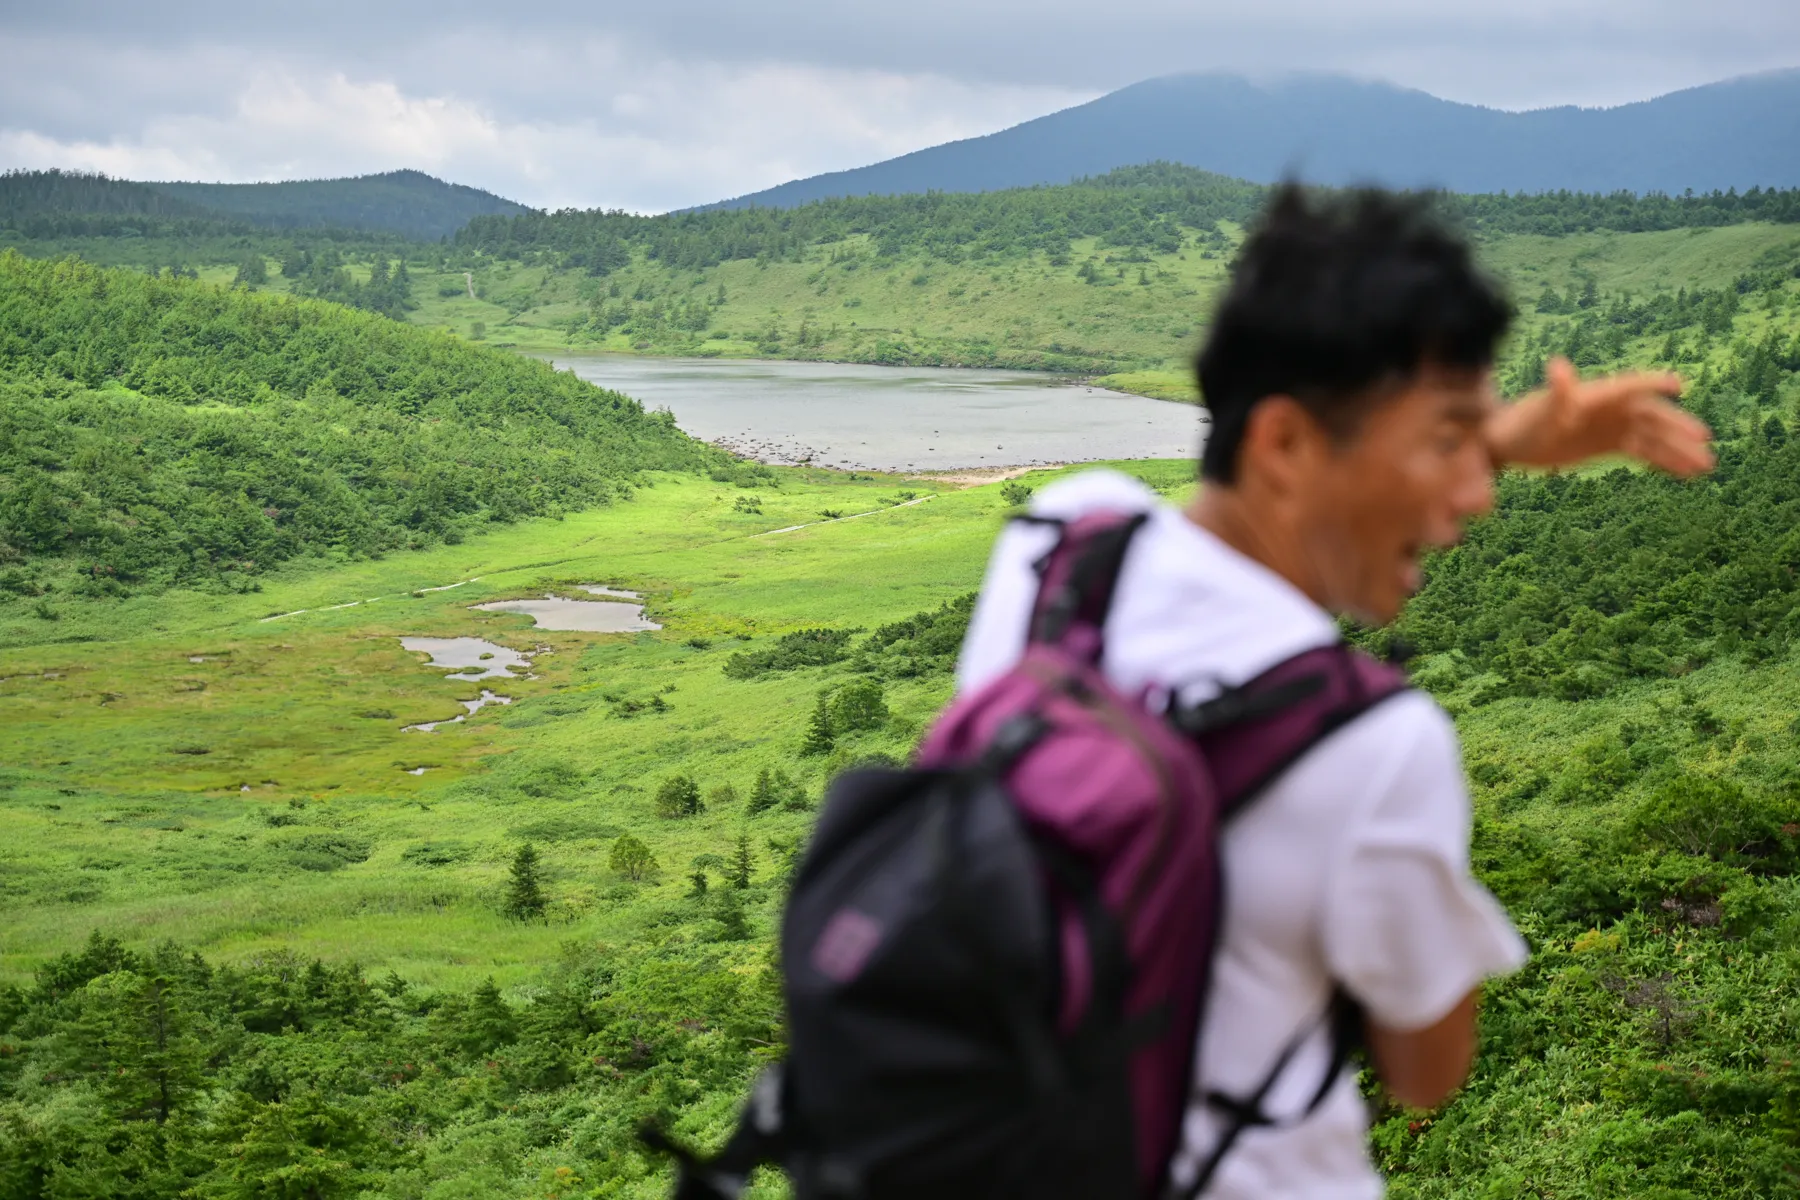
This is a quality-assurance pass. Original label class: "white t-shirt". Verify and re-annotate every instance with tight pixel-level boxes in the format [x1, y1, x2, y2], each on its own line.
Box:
[956, 470, 1527, 1200]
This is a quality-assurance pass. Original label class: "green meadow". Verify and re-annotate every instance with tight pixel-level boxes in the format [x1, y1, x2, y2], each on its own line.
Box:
[0, 463, 1100, 983]
[6, 450, 1799, 1196]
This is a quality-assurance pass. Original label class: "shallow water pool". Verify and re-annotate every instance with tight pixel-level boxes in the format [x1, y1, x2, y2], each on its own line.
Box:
[546, 354, 1204, 471]
[399, 637, 534, 680]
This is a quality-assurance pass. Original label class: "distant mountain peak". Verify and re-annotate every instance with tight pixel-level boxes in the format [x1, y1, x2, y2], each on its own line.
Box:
[705, 69, 1800, 209]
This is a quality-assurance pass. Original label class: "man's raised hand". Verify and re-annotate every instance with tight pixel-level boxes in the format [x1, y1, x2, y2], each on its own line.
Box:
[1485, 356, 1715, 477]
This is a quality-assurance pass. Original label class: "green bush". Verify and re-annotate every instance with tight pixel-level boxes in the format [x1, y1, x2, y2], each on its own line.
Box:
[828, 680, 889, 733]
[400, 841, 470, 866]
[857, 592, 974, 679]
[607, 833, 657, 880]
[1629, 775, 1796, 868]
[273, 833, 371, 872]
[723, 627, 855, 679]
[653, 774, 703, 819]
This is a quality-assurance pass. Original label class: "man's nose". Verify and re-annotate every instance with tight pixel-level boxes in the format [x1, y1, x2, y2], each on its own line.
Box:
[1452, 452, 1495, 521]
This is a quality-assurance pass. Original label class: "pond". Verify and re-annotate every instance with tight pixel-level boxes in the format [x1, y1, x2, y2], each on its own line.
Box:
[471, 587, 661, 633]
[398, 637, 534, 681]
[404, 689, 513, 733]
[546, 354, 1204, 472]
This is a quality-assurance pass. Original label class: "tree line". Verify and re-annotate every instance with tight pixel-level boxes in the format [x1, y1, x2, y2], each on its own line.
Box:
[452, 163, 1800, 276]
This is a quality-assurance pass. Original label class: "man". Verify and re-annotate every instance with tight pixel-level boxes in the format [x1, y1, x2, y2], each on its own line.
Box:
[955, 186, 1712, 1198]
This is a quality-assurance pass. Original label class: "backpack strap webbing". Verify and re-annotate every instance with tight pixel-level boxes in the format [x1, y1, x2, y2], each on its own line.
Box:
[1170, 642, 1410, 814]
[1026, 510, 1151, 653]
[640, 1067, 787, 1200]
[1162, 644, 1407, 1198]
[1170, 989, 1363, 1200]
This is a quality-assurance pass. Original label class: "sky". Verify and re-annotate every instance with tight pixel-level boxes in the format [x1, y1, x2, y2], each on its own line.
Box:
[3, 2, 1797, 213]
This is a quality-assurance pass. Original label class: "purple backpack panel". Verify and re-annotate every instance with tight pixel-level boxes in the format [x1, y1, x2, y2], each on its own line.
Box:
[916, 529, 1221, 1184]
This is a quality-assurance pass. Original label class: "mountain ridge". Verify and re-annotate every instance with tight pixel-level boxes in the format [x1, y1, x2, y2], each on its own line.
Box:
[703, 68, 1800, 209]
[0, 167, 532, 241]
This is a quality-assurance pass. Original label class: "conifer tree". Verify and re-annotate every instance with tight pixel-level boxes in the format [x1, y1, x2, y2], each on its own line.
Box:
[730, 833, 754, 890]
[713, 886, 750, 940]
[747, 767, 779, 815]
[462, 978, 518, 1052]
[801, 693, 835, 755]
[66, 967, 206, 1125]
[504, 843, 546, 920]
[223, 1088, 371, 1200]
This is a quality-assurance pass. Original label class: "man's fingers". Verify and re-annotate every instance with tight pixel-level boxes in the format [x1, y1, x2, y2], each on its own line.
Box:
[1545, 356, 1578, 402]
[1627, 432, 1715, 477]
[1580, 371, 1684, 406]
[1626, 403, 1715, 476]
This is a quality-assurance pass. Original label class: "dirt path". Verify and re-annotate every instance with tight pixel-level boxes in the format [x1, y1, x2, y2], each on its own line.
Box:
[463, 272, 476, 299]
[905, 465, 1057, 487]
[258, 495, 942, 621]
[751, 493, 935, 538]
[259, 577, 485, 623]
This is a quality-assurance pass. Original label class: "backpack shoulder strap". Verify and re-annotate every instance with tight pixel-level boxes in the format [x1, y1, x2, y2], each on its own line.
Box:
[1169, 988, 1363, 1200]
[1162, 646, 1406, 1197]
[1025, 509, 1150, 658]
[1169, 642, 1409, 812]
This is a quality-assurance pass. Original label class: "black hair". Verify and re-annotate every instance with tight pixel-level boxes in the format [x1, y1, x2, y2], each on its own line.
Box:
[1195, 184, 1513, 483]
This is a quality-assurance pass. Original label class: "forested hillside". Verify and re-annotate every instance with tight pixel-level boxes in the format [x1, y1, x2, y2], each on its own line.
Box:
[0, 170, 216, 224]
[9, 164, 1800, 388]
[0, 253, 714, 596]
[1, 168, 529, 251]
[426, 166, 1800, 385]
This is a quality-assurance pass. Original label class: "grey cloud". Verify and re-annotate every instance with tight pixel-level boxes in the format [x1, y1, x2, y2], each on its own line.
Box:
[2, 2, 1796, 210]
[12, 1, 1800, 101]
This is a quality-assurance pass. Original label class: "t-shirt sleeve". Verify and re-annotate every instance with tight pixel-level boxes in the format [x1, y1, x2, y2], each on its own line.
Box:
[1319, 696, 1528, 1032]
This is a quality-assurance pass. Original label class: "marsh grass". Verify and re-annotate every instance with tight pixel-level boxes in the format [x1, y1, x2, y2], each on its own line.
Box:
[1, 461, 1194, 985]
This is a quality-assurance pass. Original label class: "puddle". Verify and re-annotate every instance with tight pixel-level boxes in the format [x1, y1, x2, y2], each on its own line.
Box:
[471, 587, 661, 633]
[404, 689, 513, 732]
[399, 637, 534, 680]
[405, 767, 430, 776]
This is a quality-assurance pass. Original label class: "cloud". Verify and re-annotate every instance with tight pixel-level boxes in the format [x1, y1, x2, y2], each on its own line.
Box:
[2, 3, 1796, 208]
[0, 33, 1088, 210]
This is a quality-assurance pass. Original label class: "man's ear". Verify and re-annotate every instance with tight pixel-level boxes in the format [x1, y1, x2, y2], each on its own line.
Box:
[1237, 395, 1327, 495]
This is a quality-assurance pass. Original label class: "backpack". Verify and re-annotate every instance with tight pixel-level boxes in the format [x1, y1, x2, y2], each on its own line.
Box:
[646, 510, 1409, 1199]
